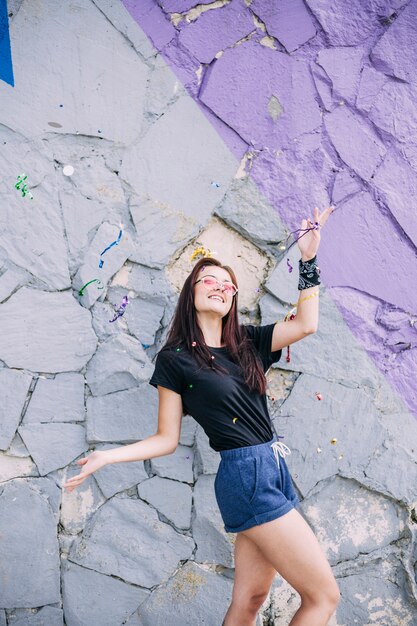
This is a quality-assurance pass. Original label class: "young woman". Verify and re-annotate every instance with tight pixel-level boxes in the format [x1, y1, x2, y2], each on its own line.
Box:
[63, 206, 339, 626]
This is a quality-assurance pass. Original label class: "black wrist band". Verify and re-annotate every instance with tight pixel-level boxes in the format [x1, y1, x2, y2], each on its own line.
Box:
[298, 255, 321, 290]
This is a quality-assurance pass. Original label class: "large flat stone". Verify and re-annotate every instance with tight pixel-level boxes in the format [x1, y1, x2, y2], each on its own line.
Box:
[92, 443, 149, 498]
[0, 288, 97, 373]
[316, 47, 363, 103]
[85, 335, 153, 396]
[371, 0, 417, 84]
[324, 106, 385, 181]
[0, 453, 38, 482]
[305, 0, 391, 45]
[121, 0, 176, 50]
[275, 374, 387, 497]
[18, 423, 89, 476]
[69, 496, 194, 588]
[192, 474, 234, 567]
[0, 0, 149, 142]
[7, 607, 63, 626]
[138, 476, 192, 530]
[137, 561, 233, 626]
[0, 480, 60, 608]
[364, 440, 417, 505]
[373, 150, 417, 250]
[120, 96, 238, 222]
[194, 425, 220, 476]
[0, 369, 32, 450]
[200, 40, 321, 150]
[150, 444, 194, 483]
[318, 192, 415, 314]
[178, 2, 253, 63]
[60, 466, 106, 534]
[252, 0, 316, 52]
[264, 289, 380, 391]
[23, 373, 85, 424]
[74, 221, 133, 309]
[86, 386, 158, 445]
[264, 246, 302, 306]
[62, 560, 148, 626]
[301, 476, 407, 565]
[0, 266, 29, 303]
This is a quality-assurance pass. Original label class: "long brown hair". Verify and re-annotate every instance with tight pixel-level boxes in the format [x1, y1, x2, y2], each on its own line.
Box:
[163, 257, 267, 395]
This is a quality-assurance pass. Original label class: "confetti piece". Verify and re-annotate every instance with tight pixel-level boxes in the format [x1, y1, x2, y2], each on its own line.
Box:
[15, 174, 33, 199]
[99, 228, 123, 268]
[188, 384, 193, 389]
[330, 438, 337, 445]
[79, 278, 104, 296]
[317, 447, 322, 453]
[191, 341, 197, 347]
[176, 347, 181, 352]
[338, 454, 344, 460]
[109, 295, 129, 323]
[286, 258, 293, 273]
[211, 181, 220, 188]
[142, 344, 150, 349]
[315, 392, 323, 401]
[232, 417, 238, 423]
[63, 165, 74, 176]
[190, 245, 213, 262]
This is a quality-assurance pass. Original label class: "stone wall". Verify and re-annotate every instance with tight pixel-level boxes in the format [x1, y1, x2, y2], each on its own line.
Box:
[0, 1, 416, 625]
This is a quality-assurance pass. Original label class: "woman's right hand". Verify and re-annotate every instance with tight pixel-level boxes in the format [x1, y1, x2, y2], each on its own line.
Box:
[62, 450, 109, 493]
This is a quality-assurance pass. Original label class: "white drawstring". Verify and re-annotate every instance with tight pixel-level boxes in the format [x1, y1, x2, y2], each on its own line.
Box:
[271, 441, 291, 469]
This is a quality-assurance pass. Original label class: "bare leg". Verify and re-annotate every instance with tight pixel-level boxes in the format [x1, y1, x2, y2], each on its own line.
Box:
[240, 509, 340, 626]
[223, 532, 277, 626]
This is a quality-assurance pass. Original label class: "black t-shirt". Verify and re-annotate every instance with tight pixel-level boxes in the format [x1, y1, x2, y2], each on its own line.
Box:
[149, 324, 282, 451]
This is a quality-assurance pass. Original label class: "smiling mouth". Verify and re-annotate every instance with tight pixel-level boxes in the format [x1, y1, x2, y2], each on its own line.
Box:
[208, 295, 224, 303]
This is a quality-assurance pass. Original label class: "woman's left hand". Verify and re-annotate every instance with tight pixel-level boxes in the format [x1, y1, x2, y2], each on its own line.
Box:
[297, 205, 334, 261]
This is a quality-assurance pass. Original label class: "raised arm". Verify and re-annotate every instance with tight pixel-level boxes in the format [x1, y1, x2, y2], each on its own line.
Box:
[271, 205, 334, 352]
[62, 386, 183, 493]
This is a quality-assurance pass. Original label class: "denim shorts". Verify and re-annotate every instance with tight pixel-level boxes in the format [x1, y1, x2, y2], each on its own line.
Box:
[214, 435, 300, 533]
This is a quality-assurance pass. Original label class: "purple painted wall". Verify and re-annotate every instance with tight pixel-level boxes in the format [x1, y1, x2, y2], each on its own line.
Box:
[123, 0, 417, 418]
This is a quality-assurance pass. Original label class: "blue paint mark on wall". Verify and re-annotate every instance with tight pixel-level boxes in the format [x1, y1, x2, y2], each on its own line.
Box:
[0, 0, 14, 87]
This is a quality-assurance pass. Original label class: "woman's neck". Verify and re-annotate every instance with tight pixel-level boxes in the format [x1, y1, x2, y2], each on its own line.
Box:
[196, 314, 224, 347]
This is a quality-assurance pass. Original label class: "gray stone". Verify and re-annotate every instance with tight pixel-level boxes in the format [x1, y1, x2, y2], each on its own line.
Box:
[123, 296, 165, 345]
[69, 496, 194, 588]
[92, 443, 149, 498]
[60, 467, 106, 534]
[137, 561, 233, 626]
[335, 556, 417, 625]
[0, 368, 32, 450]
[113, 263, 173, 304]
[268, 290, 380, 391]
[0, 452, 38, 482]
[0, 610, 5, 626]
[7, 607, 63, 626]
[259, 293, 288, 326]
[74, 222, 133, 309]
[192, 474, 234, 568]
[179, 414, 198, 446]
[18, 423, 89, 476]
[275, 373, 387, 497]
[145, 53, 184, 117]
[23, 373, 85, 424]
[194, 425, 220, 475]
[301, 476, 407, 565]
[265, 246, 302, 306]
[7, 432, 30, 457]
[324, 106, 386, 181]
[138, 476, 192, 530]
[364, 440, 417, 506]
[0, 0, 149, 142]
[216, 177, 287, 251]
[127, 197, 200, 270]
[90, 301, 122, 341]
[62, 560, 148, 626]
[85, 334, 153, 396]
[86, 386, 159, 442]
[150, 444, 194, 483]
[120, 96, 238, 221]
[0, 266, 29, 303]
[27, 477, 63, 525]
[0, 288, 97, 373]
[0, 481, 60, 608]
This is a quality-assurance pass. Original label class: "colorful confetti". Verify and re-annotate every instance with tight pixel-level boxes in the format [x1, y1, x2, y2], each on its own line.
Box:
[190, 245, 213, 262]
[63, 165, 74, 176]
[211, 181, 220, 188]
[188, 384, 193, 389]
[330, 438, 337, 445]
[99, 228, 123, 268]
[79, 278, 104, 296]
[15, 174, 33, 199]
[109, 295, 129, 323]
[286, 258, 293, 273]
[315, 392, 323, 401]
[232, 417, 238, 423]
